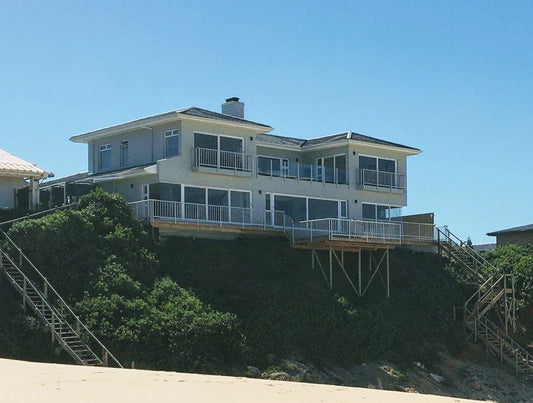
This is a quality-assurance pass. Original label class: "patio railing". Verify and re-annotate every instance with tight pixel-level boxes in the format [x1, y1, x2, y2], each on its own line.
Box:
[130, 200, 435, 244]
[193, 147, 253, 172]
[357, 169, 406, 191]
[130, 199, 289, 230]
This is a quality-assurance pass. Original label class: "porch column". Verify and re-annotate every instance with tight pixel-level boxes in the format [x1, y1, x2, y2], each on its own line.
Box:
[30, 178, 39, 211]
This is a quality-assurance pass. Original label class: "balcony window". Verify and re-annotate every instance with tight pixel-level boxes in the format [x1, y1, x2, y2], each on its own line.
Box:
[271, 193, 346, 223]
[358, 155, 402, 189]
[257, 156, 289, 176]
[194, 132, 248, 171]
[362, 203, 402, 221]
[165, 130, 180, 157]
[120, 141, 129, 167]
[149, 183, 181, 202]
[316, 154, 347, 184]
[99, 144, 112, 170]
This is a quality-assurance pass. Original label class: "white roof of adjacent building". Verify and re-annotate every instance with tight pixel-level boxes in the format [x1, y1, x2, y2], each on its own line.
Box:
[0, 148, 48, 178]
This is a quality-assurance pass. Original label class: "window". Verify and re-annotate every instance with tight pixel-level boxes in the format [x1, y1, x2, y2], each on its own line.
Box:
[316, 154, 347, 184]
[99, 144, 112, 170]
[194, 133, 244, 170]
[257, 156, 290, 177]
[149, 183, 181, 202]
[120, 141, 129, 167]
[165, 130, 180, 157]
[362, 203, 402, 221]
[359, 155, 397, 187]
[271, 194, 346, 223]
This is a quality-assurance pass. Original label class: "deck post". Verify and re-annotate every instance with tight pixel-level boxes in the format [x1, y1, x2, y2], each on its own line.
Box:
[358, 251, 362, 296]
[386, 249, 390, 298]
[329, 247, 333, 290]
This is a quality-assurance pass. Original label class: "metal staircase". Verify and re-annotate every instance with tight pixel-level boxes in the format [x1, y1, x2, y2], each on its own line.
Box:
[436, 227, 532, 376]
[0, 229, 122, 367]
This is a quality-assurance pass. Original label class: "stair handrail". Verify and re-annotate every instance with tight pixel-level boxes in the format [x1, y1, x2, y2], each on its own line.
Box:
[0, 203, 78, 227]
[0, 249, 65, 324]
[464, 274, 504, 312]
[436, 227, 498, 274]
[477, 315, 533, 368]
[0, 229, 123, 368]
[0, 249, 98, 364]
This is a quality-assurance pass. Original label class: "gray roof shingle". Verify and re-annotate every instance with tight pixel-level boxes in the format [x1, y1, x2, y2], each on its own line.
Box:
[257, 131, 420, 151]
[180, 107, 271, 128]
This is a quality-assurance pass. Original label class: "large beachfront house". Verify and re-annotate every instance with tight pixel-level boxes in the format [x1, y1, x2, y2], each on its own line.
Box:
[62, 97, 421, 236]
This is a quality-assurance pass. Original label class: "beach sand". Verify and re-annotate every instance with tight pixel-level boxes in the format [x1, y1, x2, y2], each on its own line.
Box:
[0, 358, 481, 402]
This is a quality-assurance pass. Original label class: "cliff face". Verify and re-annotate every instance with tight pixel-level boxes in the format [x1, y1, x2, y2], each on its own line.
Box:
[247, 348, 533, 403]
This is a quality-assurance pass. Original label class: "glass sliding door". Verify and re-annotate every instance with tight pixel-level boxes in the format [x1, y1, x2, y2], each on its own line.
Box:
[184, 186, 206, 219]
[230, 190, 251, 223]
[317, 154, 347, 184]
[335, 154, 347, 184]
[207, 189, 229, 221]
[219, 136, 244, 170]
[378, 158, 396, 187]
[273, 195, 307, 224]
[194, 133, 218, 167]
[308, 198, 339, 220]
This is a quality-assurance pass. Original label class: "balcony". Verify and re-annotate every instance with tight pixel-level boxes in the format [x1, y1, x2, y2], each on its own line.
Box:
[356, 169, 405, 193]
[257, 158, 348, 185]
[193, 147, 253, 176]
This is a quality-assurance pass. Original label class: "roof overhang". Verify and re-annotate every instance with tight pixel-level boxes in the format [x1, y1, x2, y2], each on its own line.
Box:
[256, 137, 421, 155]
[0, 170, 51, 179]
[71, 109, 271, 143]
[92, 164, 158, 183]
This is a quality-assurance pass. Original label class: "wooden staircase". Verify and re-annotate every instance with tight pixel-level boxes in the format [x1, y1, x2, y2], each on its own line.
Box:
[0, 229, 122, 367]
[436, 227, 532, 376]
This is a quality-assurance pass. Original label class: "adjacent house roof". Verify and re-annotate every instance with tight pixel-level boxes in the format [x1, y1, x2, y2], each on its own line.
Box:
[71, 106, 272, 143]
[0, 148, 49, 178]
[487, 224, 533, 236]
[257, 131, 420, 153]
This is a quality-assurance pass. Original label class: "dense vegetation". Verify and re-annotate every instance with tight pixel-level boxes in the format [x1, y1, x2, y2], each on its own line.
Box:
[483, 244, 533, 335]
[5, 189, 523, 373]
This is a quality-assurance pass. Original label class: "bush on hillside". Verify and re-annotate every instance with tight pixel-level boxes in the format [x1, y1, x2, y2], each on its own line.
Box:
[483, 244, 533, 333]
[2, 189, 245, 370]
[158, 237, 466, 367]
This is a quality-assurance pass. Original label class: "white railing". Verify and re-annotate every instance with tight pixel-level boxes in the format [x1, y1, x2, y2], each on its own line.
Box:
[193, 147, 253, 172]
[130, 200, 435, 244]
[257, 158, 348, 185]
[293, 218, 434, 243]
[357, 169, 405, 191]
[130, 199, 288, 230]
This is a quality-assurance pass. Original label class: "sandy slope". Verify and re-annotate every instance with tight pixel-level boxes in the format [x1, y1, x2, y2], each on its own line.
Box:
[0, 358, 482, 403]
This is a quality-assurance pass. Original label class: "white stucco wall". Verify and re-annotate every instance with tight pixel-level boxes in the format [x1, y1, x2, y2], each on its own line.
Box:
[0, 176, 26, 208]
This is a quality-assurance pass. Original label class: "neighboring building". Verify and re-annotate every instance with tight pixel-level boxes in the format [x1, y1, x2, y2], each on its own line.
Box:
[0, 148, 49, 210]
[487, 224, 533, 247]
[65, 97, 421, 230]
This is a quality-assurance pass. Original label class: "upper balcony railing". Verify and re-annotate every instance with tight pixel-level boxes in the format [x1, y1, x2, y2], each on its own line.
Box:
[257, 158, 348, 185]
[357, 169, 406, 191]
[193, 147, 253, 172]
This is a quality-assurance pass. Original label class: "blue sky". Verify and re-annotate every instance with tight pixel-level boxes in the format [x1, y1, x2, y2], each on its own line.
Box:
[1, 1, 532, 243]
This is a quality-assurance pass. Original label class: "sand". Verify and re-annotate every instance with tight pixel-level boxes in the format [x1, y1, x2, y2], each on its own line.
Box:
[0, 358, 481, 402]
